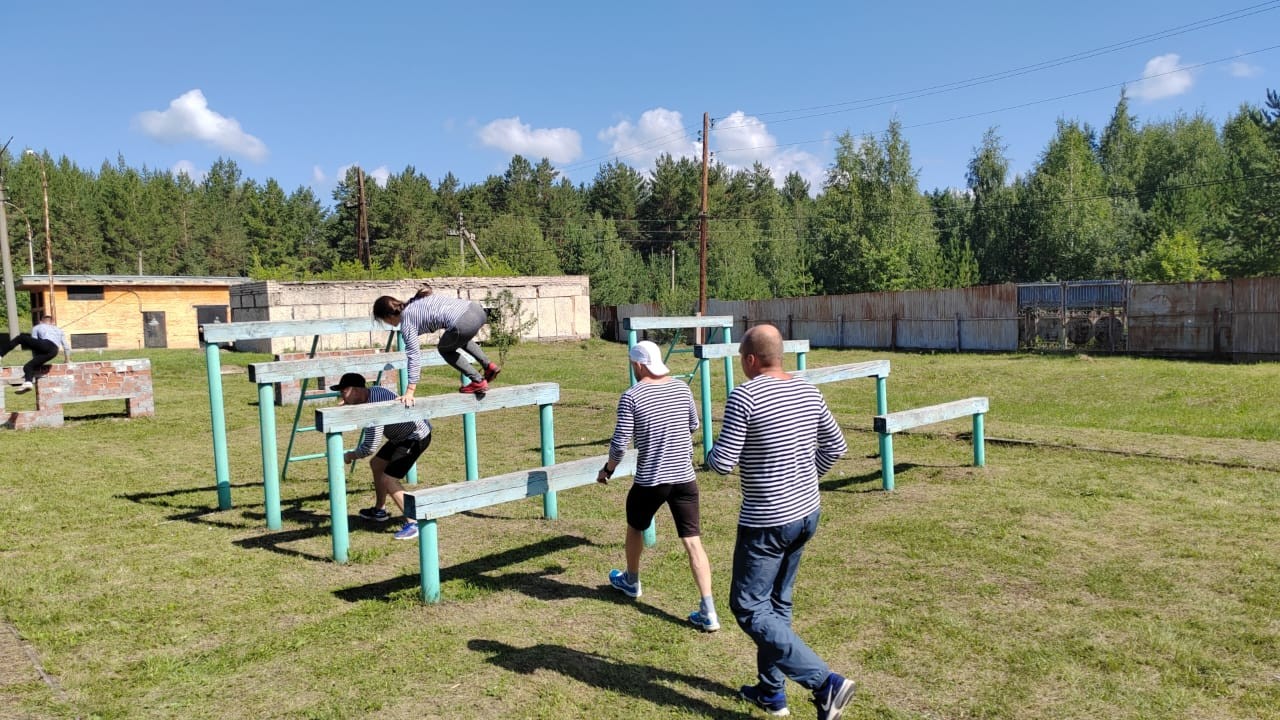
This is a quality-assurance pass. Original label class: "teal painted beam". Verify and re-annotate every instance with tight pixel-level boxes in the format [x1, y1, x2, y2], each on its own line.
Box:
[258, 382, 282, 530]
[873, 397, 990, 434]
[205, 342, 232, 510]
[325, 432, 350, 563]
[315, 382, 561, 433]
[463, 413, 478, 482]
[248, 352, 408, 384]
[722, 327, 734, 398]
[792, 360, 891, 385]
[419, 519, 440, 603]
[698, 358, 713, 464]
[797, 351, 807, 371]
[540, 403, 557, 519]
[691, 339, 811, 360]
[627, 329, 637, 386]
[881, 434, 895, 491]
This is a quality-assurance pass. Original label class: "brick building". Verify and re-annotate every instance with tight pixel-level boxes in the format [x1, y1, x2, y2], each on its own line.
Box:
[19, 274, 248, 350]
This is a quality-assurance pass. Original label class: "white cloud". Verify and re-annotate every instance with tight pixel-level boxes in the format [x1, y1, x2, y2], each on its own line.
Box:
[1130, 54, 1194, 101]
[312, 165, 327, 183]
[135, 89, 269, 161]
[709, 111, 824, 191]
[367, 165, 390, 187]
[477, 117, 582, 163]
[1229, 60, 1262, 78]
[599, 108, 698, 169]
[171, 160, 203, 181]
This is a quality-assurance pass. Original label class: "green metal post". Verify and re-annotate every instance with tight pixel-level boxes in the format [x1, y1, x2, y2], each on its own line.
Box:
[876, 375, 892, 490]
[723, 327, 734, 396]
[540, 403, 557, 519]
[258, 383, 282, 530]
[797, 351, 807, 371]
[973, 413, 986, 467]
[880, 434, 895, 491]
[325, 432, 350, 563]
[699, 357, 713, 464]
[397, 332, 418, 485]
[627, 329, 638, 386]
[419, 519, 440, 603]
[205, 342, 232, 510]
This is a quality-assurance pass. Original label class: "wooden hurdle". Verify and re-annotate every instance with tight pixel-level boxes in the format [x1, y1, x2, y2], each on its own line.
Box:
[314, 382, 560, 563]
[874, 397, 989, 490]
[692, 339, 810, 462]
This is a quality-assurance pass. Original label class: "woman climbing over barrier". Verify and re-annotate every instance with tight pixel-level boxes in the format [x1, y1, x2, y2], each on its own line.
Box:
[372, 288, 500, 405]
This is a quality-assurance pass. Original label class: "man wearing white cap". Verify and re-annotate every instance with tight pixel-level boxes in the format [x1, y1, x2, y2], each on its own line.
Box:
[598, 340, 719, 632]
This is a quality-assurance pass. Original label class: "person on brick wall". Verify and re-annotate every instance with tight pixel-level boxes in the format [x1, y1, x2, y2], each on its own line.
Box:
[1, 315, 70, 393]
[598, 340, 719, 633]
[332, 372, 433, 541]
[372, 288, 500, 403]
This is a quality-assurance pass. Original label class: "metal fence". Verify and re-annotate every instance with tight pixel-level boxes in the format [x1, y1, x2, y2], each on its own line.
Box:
[594, 277, 1280, 361]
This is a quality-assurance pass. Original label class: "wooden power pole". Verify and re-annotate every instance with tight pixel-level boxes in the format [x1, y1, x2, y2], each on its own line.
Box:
[699, 112, 710, 322]
[355, 168, 370, 269]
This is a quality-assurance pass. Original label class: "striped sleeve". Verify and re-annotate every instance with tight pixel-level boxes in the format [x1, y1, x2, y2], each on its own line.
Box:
[400, 302, 425, 385]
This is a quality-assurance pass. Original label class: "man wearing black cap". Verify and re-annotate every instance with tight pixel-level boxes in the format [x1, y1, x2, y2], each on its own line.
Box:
[331, 372, 433, 541]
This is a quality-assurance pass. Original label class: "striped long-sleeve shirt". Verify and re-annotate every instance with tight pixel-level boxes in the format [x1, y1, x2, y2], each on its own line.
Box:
[400, 295, 474, 384]
[608, 379, 700, 487]
[351, 386, 432, 458]
[707, 375, 847, 528]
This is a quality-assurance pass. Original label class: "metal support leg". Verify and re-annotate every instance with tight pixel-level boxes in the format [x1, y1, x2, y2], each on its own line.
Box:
[541, 403, 557, 519]
[325, 432, 350, 563]
[205, 342, 231, 510]
[419, 519, 440, 603]
[258, 383, 282, 530]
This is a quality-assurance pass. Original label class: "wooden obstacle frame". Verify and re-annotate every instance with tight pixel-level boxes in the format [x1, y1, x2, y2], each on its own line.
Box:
[873, 396, 989, 489]
[314, 382, 561, 563]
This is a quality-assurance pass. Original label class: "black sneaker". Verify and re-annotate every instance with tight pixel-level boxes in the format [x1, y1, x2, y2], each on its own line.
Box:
[740, 684, 790, 716]
[813, 672, 855, 720]
[358, 507, 390, 522]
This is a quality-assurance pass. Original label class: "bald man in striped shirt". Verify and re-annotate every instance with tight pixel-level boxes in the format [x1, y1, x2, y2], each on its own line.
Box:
[708, 324, 856, 720]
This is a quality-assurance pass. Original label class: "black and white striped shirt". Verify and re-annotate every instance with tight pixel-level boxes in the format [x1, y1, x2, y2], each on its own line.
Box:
[708, 375, 847, 528]
[608, 379, 700, 487]
[400, 295, 474, 384]
[351, 386, 432, 458]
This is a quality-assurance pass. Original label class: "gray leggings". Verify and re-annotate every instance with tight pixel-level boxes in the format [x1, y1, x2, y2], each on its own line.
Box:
[438, 303, 492, 382]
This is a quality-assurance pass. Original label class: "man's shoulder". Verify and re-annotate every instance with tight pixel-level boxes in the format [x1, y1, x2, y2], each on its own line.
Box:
[368, 385, 397, 402]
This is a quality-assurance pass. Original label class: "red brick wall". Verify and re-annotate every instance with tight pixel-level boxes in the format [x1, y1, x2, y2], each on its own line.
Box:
[2, 360, 153, 430]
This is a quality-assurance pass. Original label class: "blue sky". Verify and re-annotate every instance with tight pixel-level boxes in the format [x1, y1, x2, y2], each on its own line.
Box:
[3, 0, 1274, 203]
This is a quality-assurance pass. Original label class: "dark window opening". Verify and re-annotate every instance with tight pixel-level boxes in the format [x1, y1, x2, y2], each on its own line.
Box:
[68, 286, 105, 301]
[72, 332, 109, 349]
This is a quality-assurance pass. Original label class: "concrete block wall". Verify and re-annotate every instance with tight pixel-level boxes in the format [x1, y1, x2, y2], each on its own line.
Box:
[230, 276, 591, 354]
[273, 349, 400, 406]
[2, 359, 154, 430]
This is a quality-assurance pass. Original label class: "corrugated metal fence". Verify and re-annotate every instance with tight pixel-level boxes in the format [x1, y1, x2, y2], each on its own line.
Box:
[595, 277, 1280, 361]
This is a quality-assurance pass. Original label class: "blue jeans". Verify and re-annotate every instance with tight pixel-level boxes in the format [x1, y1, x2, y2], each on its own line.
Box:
[729, 508, 829, 692]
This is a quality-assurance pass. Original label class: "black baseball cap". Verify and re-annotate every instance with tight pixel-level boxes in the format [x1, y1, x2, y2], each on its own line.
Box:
[330, 372, 368, 391]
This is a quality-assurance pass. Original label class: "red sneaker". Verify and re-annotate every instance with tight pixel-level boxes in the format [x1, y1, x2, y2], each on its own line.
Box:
[483, 363, 501, 383]
[459, 379, 489, 394]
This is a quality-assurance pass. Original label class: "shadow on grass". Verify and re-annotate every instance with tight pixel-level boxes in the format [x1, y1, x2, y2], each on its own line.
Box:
[530, 436, 613, 451]
[820, 466, 910, 492]
[469, 639, 747, 718]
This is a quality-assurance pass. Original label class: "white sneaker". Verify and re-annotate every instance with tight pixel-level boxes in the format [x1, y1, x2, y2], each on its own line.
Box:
[14, 381, 33, 394]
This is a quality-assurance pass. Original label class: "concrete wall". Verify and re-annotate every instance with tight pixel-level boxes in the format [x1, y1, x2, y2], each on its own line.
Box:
[54, 286, 233, 350]
[1, 359, 154, 429]
[230, 276, 591, 353]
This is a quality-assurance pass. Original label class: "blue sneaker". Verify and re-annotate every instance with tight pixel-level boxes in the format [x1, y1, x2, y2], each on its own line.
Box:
[393, 520, 418, 540]
[607, 569, 641, 598]
[359, 507, 390, 522]
[740, 684, 789, 716]
[813, 672, 856, 720]
[688, 609, 720, 632]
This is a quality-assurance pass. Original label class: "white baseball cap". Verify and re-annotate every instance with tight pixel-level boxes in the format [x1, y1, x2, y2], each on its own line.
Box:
[629, 341, 670, 376]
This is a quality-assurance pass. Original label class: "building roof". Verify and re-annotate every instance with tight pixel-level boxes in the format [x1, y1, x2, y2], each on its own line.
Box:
[19, 274, 250, 289]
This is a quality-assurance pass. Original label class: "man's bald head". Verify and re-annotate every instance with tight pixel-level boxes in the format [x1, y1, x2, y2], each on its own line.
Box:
[741, 324, 784, 370]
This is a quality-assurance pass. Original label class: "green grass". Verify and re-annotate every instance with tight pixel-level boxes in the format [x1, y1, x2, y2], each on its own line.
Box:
[1, 341, 1278, 719]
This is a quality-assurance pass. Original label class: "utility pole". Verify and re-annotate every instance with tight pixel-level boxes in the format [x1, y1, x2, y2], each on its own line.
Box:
[355, 167, 370, 269]
[698, 112, 710, 334]
[0, 139, 19, 335]
[446, 213, 491, 271]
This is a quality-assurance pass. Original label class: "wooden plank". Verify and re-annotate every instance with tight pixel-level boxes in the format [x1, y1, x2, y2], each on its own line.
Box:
[201, 316, 383, 343]
[624, 315, 733, 331]
[403, 452, 638, 521]
[315, 382, 560, 433]
[693, 340, 810, 359]
[793, 360, 891, 385]
[248, 349, 473, 383]
[874, 397, 989, 434]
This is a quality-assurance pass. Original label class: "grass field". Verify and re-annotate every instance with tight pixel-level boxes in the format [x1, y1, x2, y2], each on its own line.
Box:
[1, 340, 1277, 719]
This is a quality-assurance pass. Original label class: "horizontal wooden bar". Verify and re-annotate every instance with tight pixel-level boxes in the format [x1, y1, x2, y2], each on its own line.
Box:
[248, 349, 471, 383]
[624, 315, 733, 331]
[693, 340, 810, 359]
[201, 316, 384, 343]
[874, 397, 989, 434]
[403, 451, 637, 521]
[793, 360, 891, 384]
[315, 382, 560, 433]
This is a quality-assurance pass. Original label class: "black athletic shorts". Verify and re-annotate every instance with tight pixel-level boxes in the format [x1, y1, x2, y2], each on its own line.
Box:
[375, 434, 432, 479]
[625, 480, 702, 538]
